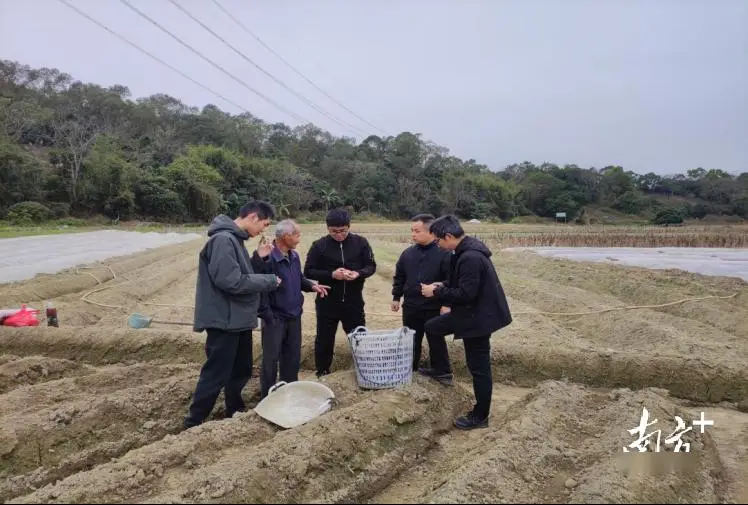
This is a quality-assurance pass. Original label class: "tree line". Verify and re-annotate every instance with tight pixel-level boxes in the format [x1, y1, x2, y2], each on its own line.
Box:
[1, 59, 746, 225]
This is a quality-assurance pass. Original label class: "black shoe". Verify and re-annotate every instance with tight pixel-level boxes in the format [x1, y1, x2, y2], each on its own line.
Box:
[434, 373, 453, 386]
[225, 408, 246, 419]
[418, 367, 438, 377]
[418, 367, 453, 386]
[183, 419, 200, 431]
[316, 369, 330, 378]
[455, 411, 488, 430]
[418, 367, 449, 377]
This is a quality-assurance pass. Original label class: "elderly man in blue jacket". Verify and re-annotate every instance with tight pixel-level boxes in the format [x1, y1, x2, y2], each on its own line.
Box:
[254, 219, 330, 398]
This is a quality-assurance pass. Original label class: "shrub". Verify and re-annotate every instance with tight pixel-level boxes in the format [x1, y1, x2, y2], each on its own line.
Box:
[6, 201, 51, 225]
[47, 202, 71, 219]
[651, 208, 684, 225]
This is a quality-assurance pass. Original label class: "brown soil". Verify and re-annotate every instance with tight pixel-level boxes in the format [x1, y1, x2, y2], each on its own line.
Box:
[0, 356, 92, 393]
[1, 226, 746, 503]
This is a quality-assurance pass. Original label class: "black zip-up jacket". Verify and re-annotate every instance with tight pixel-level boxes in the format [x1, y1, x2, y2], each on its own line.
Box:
[303, 233, 376, 305]
[434, 236, 512, 339]
[392, 241, 452, 311]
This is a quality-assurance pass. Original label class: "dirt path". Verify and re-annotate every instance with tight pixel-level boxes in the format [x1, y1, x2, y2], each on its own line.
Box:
[0, 363, 200, 500]
[369, 383, 534, 504]
[9, 374, 469, 504]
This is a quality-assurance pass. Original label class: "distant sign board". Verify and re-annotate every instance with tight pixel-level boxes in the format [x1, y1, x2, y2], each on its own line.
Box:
[556, 212, 566, 218]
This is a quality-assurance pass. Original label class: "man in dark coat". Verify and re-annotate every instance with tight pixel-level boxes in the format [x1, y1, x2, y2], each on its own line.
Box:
[421, 214, 512, 430]
[391, 213, 453, 380]
[303, 208, 376, 377]
[185, 201, 281, 429]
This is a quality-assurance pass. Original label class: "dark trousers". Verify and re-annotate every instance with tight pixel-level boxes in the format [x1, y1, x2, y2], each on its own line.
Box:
[402, 306, 450, 373]
[315, 300, 365, 375]
[184, 328, 252, 428]
[425, 314, 492, 419]
[260, 316, 302, 398]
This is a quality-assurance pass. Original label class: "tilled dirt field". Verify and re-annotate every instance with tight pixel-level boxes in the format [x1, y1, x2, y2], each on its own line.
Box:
[1, 228, 747, 503]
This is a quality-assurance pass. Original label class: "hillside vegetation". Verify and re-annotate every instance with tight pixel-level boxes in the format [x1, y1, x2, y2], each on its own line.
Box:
[1, 59, 746, 225]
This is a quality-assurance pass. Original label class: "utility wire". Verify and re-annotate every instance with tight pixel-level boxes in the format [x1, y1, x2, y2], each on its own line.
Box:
[55, 0, 252, 114]
[118, 0, 311, 125]
[166, 0, 368, 138]
[210, 0, 387, 137]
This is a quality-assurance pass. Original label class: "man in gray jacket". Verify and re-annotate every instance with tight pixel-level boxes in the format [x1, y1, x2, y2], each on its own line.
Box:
[184, 201, 281, 430]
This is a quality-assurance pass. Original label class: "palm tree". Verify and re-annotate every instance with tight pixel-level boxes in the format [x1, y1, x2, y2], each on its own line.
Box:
[321, 188, 339, 211]
[277, 201, 290, 217]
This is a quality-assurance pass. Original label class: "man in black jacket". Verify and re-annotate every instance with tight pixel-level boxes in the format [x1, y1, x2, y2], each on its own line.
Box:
[303, 208, 376, 377]
[421, 215, 512, 431]
[391, 214, 453, 381]
[185, 201, 281, 430]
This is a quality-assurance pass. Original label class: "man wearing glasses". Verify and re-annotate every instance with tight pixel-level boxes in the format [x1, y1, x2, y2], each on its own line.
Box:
[303, 208, 377, 377]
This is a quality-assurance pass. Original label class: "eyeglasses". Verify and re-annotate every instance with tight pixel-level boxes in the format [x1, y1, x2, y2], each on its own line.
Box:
[328, 227, 349, 234]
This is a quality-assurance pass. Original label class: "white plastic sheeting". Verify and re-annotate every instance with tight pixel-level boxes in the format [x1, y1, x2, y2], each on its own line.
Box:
[0, 230, 202, 284]
[504, 247, 748, 282]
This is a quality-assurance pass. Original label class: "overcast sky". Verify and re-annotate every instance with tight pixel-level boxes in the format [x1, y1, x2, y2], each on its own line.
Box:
[1, 0, 746, 175]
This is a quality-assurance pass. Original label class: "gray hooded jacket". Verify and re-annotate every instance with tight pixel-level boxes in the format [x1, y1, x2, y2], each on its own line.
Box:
[193, 215, 279, 332]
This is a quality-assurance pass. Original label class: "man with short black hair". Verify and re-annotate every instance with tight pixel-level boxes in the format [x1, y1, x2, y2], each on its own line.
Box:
[304, 208, 376, 377]
[391, 214, 453, 380]
[421, 214, 512, 430]
[185, 200, 282, 429]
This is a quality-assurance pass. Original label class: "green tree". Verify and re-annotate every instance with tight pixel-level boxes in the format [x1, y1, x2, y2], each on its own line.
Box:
[79, 135, 138, 218]
[0, 136, 44, 210]
[1, 57, 745, 224]
[164, 146, 224, 221]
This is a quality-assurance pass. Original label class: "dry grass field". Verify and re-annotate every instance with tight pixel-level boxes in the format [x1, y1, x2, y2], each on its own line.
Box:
[348, 222, 748, 248]
[0, 222, 746, 503]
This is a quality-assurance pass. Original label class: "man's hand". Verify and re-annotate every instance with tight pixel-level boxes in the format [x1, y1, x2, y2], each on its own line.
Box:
[257, 236, 272, 258]
[275, 275, 282, 287]
[440, 306, 451, 315]
[391, 301, 400, 312]
[333, 268, 359, 281]
[344, 270, 360, 280]
[312, 284, 330, 297]
[421, 282, 438, 298]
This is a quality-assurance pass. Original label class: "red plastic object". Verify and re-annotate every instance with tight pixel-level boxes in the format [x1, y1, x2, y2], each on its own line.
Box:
[2, 305, 40, 327]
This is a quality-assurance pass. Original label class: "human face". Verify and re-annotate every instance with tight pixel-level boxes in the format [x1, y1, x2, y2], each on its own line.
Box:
[436, 234, 460, 251]
[240, 213, 272, 237]
[327, 225, 349, 242]
[279, 227, 301, 250]
[411, 220, 434, 246]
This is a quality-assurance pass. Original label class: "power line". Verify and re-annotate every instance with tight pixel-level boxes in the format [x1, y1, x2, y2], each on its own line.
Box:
[117, 0, 311, 125]
[55, 0, 252, 114]
[210, 0, 387, 137]
[165, 0, 368, 138]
